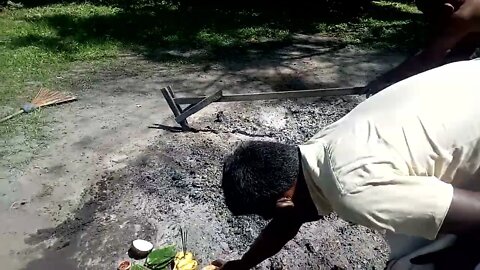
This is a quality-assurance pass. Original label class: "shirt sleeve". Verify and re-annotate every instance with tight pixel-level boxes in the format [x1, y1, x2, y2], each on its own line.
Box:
[331, 174, 454, 240]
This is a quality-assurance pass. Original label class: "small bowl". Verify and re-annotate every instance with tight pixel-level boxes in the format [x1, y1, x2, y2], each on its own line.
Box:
[118, 260, 131, 270]
[128, 239, 154, 260]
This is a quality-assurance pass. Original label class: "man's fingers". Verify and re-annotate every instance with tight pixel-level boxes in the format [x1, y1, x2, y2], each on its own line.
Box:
[365, 88, 376, 98]
[211, 259, 226, 267]
[362, 86, 371, 94]
[363, 84, 381, 98]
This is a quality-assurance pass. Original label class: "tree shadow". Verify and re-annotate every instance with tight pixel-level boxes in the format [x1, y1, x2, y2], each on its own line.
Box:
[8, 0, 425, 64]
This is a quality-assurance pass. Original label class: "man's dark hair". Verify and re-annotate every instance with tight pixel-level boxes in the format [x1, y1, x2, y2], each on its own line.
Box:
[221, 140, 299, 217]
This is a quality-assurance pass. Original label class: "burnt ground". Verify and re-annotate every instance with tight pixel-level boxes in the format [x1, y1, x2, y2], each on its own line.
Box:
[1, 36, 404, 270]
[22, 99, 388, 270]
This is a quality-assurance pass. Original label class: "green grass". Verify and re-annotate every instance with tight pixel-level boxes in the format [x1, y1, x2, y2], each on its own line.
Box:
[0, 4, 123, 167]
[316, 1, 425, 50]
[0, 0, 422, 160]
[0, 4, 122, 106]
[196, 27, 290, 48]
[0, 4, 122, 157]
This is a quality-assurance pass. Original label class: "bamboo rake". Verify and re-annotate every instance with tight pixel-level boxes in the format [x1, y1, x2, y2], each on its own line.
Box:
[0, 88, 77, 123]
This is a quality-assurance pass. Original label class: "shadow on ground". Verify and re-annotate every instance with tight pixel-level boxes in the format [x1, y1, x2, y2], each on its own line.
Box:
[9, 0, 425, 64]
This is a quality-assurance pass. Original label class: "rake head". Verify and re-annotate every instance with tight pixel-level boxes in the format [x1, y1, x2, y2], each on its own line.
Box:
[28, 88, 77, 111]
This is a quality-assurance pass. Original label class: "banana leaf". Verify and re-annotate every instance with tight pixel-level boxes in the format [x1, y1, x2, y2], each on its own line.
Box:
[145, 245, 176, 269]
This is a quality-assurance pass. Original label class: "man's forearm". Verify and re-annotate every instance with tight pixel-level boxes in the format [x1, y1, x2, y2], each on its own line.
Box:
[375, 20, 468, 87]
[240, 218, 302, 268]
[376, 50, 444, 86]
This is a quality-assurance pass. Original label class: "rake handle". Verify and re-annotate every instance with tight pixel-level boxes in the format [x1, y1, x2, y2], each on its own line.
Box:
[0, 110, 24, 124]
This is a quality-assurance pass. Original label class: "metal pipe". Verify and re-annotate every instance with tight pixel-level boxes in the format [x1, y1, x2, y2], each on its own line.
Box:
[174, 86, 364, 104]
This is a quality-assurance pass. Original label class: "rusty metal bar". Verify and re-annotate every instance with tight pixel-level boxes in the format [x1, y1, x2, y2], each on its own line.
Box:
[174, 86, 364, 104]
[161, 86, 190, 130]
[175, 89, 223, 123]
[161, 85, 364, 130]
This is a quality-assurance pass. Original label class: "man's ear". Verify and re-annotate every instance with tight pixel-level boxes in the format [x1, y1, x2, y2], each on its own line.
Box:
[276, 197, 294, 209]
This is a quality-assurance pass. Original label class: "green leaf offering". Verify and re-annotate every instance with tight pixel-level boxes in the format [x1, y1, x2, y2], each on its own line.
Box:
[145, 245, 176, 270]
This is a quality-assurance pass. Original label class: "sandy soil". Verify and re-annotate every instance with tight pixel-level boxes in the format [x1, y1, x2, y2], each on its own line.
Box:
[0, 35, 405, 270]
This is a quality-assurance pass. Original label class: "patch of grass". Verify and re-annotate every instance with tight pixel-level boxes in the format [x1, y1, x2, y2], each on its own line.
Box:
[195, 27, 290, 48]
[0, 4, 122, 156]
[0, 4, 121, 105]
[316, 1, 425, 51]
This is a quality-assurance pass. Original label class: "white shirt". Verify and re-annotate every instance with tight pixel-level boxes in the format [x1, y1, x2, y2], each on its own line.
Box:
[299, 59, 480, 240]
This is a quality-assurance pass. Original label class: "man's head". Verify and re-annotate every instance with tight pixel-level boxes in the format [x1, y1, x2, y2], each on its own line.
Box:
[221, 141, 300, 219]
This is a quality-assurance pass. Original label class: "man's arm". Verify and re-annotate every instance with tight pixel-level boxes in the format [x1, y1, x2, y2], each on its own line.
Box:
[365, 13, 471, 96]
[240, 217, 303, 268]
[439, 188, 480, 235]
[215, 216, 305, 270]
[409, 188, 480, 268]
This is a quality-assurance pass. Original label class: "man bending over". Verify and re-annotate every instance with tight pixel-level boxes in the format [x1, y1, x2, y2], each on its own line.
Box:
[216, 58, 480, 269]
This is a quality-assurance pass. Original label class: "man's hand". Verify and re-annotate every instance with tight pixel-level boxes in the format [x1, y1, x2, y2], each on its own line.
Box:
[364, 78, 394, 98]
[211, 259, 249, 270]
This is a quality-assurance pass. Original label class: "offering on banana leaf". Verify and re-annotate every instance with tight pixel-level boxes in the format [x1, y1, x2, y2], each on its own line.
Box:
[173, 251, 200, 270]
[133, 245, 176, 270]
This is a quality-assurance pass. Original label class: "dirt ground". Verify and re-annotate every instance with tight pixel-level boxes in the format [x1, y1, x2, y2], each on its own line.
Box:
[1, 35, 405, 270]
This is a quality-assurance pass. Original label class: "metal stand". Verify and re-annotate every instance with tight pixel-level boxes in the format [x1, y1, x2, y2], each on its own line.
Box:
[161, 85, 364, 130]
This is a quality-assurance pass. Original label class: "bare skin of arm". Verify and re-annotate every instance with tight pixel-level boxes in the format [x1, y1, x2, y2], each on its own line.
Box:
[373, 26, 467, 84]
[365, 1, 477, 95]
[239, 216, 304, 268]
[214, 212, 320, 270]
[439, 188, 480, 235]
[409, 187, 480, 268]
